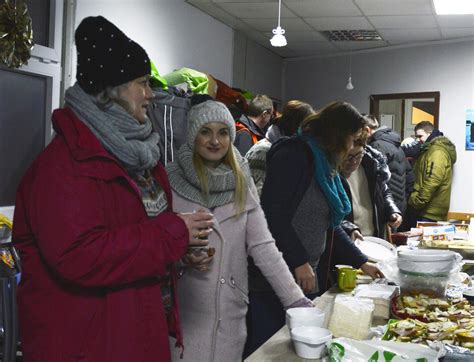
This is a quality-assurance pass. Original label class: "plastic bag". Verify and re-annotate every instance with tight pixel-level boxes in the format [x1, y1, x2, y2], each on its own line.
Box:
[378, 255, 463, 297]
[327, 337, 440, 361]
[328, 295, 374, 340]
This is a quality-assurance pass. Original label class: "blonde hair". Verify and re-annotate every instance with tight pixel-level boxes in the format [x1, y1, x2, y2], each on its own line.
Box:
[193, 145, 247, 214]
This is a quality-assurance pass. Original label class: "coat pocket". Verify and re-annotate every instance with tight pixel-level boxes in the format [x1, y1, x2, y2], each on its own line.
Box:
[229, 276, 249, 304]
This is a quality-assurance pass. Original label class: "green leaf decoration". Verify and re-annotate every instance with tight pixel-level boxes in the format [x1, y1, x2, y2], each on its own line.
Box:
[0, 0, 34, 68]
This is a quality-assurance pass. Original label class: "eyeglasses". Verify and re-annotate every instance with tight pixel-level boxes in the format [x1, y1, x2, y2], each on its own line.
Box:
[345, 151, 365, 163]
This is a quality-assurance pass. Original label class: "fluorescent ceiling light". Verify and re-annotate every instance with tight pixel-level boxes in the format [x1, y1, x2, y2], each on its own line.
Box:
[433, 0, 474, 15]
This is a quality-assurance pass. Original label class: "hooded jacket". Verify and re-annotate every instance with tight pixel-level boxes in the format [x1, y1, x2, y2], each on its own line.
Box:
[409, 135, 457, 221]
[369, 127, 414, 213]
[13, 108, 189, 361]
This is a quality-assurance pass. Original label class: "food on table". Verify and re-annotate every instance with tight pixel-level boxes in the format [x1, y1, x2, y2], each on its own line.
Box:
[386, 293, 474, 349]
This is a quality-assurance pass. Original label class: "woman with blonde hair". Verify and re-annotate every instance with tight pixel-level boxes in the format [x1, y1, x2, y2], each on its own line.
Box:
[166, 100, 311, 361]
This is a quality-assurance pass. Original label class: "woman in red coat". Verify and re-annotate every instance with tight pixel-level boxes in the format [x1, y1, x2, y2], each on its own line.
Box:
[12, 16, 213, 361]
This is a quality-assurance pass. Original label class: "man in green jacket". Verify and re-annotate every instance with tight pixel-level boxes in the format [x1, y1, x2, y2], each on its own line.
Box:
[409, 121, 457, 221]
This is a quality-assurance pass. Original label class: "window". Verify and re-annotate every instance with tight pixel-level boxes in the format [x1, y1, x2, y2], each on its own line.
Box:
[0, 0, 63, 207]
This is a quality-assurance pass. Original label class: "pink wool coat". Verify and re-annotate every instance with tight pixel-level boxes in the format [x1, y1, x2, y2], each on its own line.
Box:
[13, 108, 189, 361]
[169, 184, 304, 361]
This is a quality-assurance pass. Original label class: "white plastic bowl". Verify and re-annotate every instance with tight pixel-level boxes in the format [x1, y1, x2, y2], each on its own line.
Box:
[290, 326, 332, 359]
[286, 307, 325, 330]
[397, 249, 457, 275]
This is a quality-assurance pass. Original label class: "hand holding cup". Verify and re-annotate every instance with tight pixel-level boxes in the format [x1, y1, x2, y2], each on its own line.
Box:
[177, 208, 214, 246]
[177, 208, 215, 271]
[182, 246, 216, 272]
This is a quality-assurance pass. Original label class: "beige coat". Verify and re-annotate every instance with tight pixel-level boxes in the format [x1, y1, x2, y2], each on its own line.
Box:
[170, 184, 304, 361]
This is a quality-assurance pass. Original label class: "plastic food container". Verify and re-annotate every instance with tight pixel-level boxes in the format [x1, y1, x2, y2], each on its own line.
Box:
[286, 307, 325, 330]
[463, 287, 474, 304]
[397, 249, 457, 275]
[290, 326, 332, 359]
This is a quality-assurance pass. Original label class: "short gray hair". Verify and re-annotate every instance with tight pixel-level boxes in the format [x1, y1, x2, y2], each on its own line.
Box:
[95, 83, 132, 113]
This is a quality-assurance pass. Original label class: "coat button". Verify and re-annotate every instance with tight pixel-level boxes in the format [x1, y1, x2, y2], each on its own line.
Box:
[220, 278, 225, 284]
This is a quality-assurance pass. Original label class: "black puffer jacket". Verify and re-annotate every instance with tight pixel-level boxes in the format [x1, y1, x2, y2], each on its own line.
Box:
[369, 127, 414, 213]
[248, 137, 368, 294]
[341, 145, 401, 238]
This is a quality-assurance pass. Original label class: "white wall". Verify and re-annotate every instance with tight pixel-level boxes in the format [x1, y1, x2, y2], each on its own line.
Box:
[74, 0, 233, 85]
[233, 32, 284, 101]
[285, 40, 474, 213]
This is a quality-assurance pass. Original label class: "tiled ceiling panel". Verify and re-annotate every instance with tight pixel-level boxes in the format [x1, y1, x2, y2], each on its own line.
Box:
[354, 0, 433, 16]
[264, 30, 327, 42]
[241, 17, 312, 32]
[185, 0, 474, 58]
[368, 15, 438, 29]
[305, 16, 373, 31]
[378, 28, 442, 43]
[190, 3, 252, 31]
[285, 0, 363, 18]
[218, 2, 297, 19]
[333, 40, 389, 50]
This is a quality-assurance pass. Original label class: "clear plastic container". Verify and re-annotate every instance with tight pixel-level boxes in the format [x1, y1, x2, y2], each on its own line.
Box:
[398, 271, 450, 297]
[397, 249, 457, 275]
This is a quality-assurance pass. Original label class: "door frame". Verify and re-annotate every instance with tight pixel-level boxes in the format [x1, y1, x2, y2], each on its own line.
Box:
[369, 91, 440, 133]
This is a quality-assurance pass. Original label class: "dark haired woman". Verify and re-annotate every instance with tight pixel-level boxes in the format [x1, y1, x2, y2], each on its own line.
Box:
[245, 101, 383, 356]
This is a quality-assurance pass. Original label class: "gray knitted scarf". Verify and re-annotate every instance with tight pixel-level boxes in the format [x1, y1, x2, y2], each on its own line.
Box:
[166, 144, 252, 209]
[64, 83, 160, 173]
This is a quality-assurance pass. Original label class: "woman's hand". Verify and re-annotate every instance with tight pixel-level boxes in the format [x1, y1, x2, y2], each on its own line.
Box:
[360, 262, 384, 279]
[182, 248, 214, 272]
[285, 297, 314, 310]
[177, 208, 214, 246]
[388, 213, 403, 229]
[294, 263, 315, 293]
[351, 229, 364, 241]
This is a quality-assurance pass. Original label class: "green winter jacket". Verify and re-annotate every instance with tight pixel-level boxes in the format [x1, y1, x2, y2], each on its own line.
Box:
[409, 136, 457, 221]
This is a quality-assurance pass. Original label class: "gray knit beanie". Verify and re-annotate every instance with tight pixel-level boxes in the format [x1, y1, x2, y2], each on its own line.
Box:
[187, 100, 236, 147]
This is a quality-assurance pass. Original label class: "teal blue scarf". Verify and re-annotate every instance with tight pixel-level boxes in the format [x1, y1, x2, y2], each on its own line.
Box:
[298, 132, 351, 227]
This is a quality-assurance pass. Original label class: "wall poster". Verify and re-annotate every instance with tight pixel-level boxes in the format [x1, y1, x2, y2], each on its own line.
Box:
[466, 109, 474, 150]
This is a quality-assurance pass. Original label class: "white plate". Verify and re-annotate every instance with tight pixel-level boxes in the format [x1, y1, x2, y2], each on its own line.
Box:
[355, 236, 396, 262]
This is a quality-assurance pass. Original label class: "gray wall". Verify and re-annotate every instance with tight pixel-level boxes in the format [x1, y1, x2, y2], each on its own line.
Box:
[74, 0, 234, 86]
[75, 1, 283, 100]
[379, 99, 403, 134]
[233, 32, 284, 101]
[285, 40, 474, 213]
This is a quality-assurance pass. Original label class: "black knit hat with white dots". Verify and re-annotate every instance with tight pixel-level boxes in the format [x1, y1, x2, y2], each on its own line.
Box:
[75, 16, 151, 95]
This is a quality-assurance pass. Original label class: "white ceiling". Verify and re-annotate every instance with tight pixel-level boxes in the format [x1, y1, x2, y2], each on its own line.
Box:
[185, 0, 474, 58]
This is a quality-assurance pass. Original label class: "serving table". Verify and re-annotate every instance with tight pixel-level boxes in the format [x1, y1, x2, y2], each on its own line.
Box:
[245, 287, 388, 362]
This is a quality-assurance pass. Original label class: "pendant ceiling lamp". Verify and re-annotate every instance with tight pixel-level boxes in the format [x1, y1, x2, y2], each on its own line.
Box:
[270, 0, 287, 47]
[346, 50, 354, 90]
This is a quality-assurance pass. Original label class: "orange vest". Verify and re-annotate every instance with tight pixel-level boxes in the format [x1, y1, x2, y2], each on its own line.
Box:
[235, 121, 259, 145]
